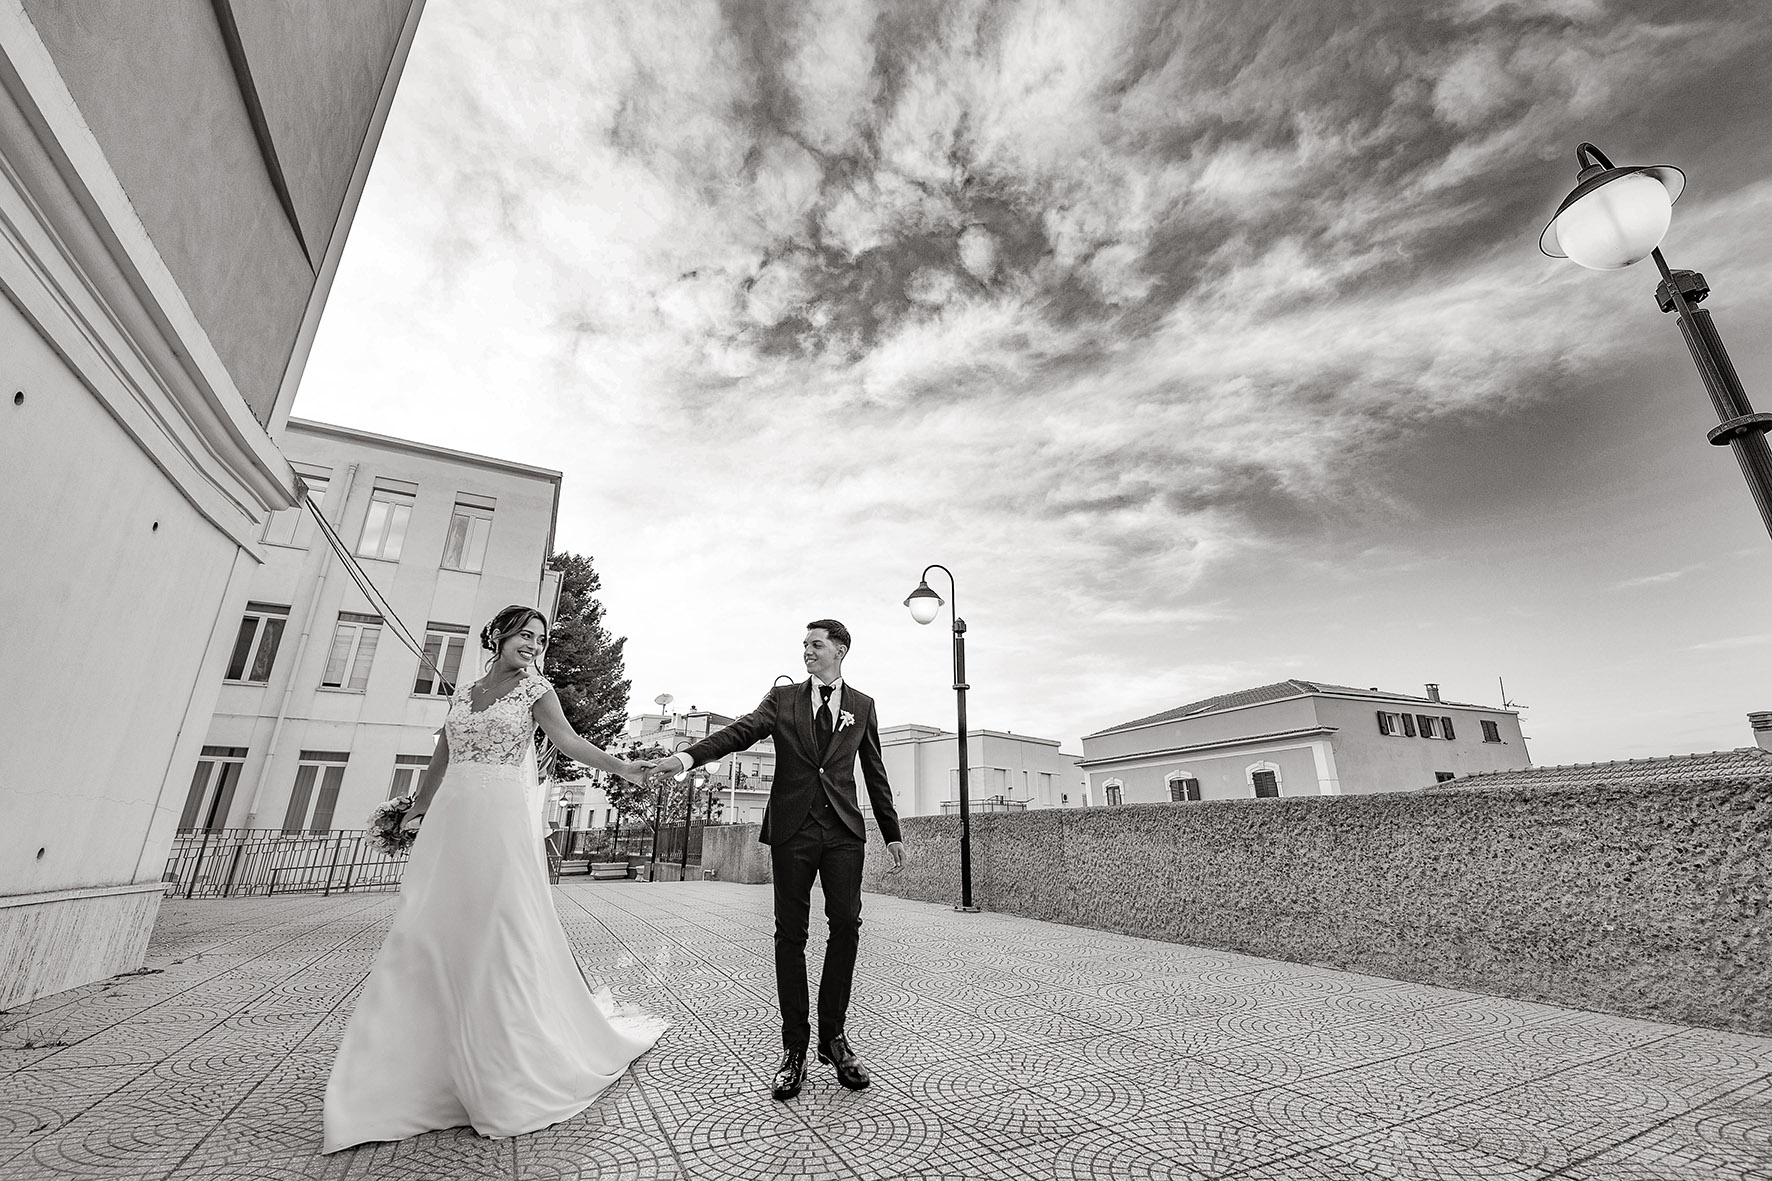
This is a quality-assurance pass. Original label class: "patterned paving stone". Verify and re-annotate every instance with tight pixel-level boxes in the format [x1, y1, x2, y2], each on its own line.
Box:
[0, 883, 1766, 1181]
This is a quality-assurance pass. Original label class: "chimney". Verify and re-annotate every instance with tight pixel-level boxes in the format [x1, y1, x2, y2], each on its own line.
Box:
[1751, 712, 1772, 753]
[1425, 684, 1441, 703]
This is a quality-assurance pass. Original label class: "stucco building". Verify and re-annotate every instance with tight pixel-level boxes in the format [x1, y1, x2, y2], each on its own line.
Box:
[618, 708, 775, 826]
[1080, 680, 1530, 804]
[191, 419, 562, 840]
[882, 726, 1086, 817]
[0, 2, 423, 1007]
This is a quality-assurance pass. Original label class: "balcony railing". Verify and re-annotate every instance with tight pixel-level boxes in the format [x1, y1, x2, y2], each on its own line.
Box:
[939, 795, 1028, 815]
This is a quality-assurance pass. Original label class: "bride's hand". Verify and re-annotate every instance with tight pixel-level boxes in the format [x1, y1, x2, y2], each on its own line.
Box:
[400, 810, 425, 834]
[618, 761, 649, 785]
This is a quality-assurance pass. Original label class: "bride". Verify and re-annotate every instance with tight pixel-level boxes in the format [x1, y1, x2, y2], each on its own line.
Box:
[323, 604, 664, 1152]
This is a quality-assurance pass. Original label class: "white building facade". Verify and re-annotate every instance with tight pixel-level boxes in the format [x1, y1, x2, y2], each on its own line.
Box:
[612, 709, 775, 826]
[1080, 680, 1530, 804]
[882, 726, 1086, 818]
[189, 420, 562, 841]
[0, 3, 422, 1007]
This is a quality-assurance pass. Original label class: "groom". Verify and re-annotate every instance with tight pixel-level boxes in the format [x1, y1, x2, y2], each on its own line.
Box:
[655, 619, 905, 1100]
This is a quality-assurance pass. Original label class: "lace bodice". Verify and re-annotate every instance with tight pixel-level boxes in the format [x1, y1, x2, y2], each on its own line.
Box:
[446, 675, 553, 766]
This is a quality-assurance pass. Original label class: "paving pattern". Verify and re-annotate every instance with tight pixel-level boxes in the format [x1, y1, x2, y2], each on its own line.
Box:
[1, 882, 1769, 1180]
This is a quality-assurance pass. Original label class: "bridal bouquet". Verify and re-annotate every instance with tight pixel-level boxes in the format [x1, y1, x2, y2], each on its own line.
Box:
[367, 794, 418, 856]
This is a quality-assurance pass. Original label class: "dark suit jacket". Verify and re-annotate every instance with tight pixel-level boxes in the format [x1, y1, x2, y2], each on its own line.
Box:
[682, 679, 902, 847]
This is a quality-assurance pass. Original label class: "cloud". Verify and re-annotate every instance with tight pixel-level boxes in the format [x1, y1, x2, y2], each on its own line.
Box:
[299, 0, 1772, 755]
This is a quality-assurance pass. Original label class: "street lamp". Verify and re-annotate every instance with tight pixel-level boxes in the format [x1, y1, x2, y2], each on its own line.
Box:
[1541, 142, 1772, 539]
[680, 763, 713, 879]
[904, 564, 979, 913]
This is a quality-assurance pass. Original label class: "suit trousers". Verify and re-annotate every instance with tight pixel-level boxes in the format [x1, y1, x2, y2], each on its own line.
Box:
[770, 796, 865, 1050]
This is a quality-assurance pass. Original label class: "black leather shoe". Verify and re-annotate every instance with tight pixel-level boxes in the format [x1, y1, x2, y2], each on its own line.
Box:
[771, 1047, 807, 1101]
[817, 1033, 871, 1091]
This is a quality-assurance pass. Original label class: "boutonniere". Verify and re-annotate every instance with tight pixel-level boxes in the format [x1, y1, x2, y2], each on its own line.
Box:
[838, 710, 855, 731]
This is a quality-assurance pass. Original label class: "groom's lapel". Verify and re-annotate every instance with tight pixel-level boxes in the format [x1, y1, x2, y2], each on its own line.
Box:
[822, 686, 867, 767]
[793, 679, 817, 761]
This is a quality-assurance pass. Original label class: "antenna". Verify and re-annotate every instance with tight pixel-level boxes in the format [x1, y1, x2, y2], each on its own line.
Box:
[1498, 677, 1529, 712]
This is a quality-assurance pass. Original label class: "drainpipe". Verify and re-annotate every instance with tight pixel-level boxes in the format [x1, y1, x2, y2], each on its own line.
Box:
[242, 462, 359, 827]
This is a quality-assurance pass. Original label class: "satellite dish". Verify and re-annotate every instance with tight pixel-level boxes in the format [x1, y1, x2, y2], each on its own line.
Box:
[654, 693, 674, 711]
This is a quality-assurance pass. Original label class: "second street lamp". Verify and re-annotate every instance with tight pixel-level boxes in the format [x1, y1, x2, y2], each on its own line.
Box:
[904, 564, 979, 913]
[1541, 142, 1772, 540]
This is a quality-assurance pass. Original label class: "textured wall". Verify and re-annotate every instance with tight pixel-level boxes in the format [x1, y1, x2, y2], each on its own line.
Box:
[703, 779, 1772, 1032]
[701, 825, 774, 885]
[0, 888, 163, 1010]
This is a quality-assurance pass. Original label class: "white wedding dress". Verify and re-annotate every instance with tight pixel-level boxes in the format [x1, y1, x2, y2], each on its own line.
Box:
[323, 674, 666, 1153]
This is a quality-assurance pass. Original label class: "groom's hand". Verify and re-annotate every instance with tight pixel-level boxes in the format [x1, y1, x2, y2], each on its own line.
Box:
[885, 841, 905, 874]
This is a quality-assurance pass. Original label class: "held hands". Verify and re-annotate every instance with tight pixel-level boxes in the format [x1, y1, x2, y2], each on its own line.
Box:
[885, 841, 906, 874]
[399, 809, 425, 835]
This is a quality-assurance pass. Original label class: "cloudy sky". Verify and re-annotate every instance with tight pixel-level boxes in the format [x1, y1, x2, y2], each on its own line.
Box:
[300, 0, 1772, 766]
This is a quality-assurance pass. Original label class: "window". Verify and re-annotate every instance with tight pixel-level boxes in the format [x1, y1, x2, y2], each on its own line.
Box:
[1481, 720, 1502, 743]
[1435, 771, 1456, 783]
[1418, 715, 1439, 739]
[321, 612, 382, 690]
[284, 751, 348, 833]
[413, 623, 469, 696]
[1036, 772, 1054, 800]
[1103, 778, 1124, 806]
[951, 766, 1009, 795]
[442, 494, 496, 573]
[356, 479, 416, 561]
[224, 603, 289, 683]
[1167, 775, 1202, 802]
[263, 465, 330, 548]
[1376, 711, 1408, 736]
[177, 746, 247, 832]
[1248, 762, 1282, 798]
[1440, 716, 1456, 741]
[388, 754, 431, 800]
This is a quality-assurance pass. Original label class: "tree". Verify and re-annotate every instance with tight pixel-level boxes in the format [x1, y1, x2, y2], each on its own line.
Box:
[596, 740, 725, 844]
[543, 552, 631, 778]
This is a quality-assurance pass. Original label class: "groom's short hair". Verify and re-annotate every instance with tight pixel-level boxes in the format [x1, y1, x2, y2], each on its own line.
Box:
[806, 618, 851, 653]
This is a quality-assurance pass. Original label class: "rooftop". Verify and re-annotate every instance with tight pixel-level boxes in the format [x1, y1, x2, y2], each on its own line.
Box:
[1429, 746, 1772, 791]
[1088, 678, 1502, 738]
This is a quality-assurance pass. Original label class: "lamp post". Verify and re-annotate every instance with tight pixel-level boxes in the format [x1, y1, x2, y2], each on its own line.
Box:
[904, 564, 979, 913]
[1541, 142, 1772, 540]
[680, 763, 712, 879]
[651, 738, 692, 878]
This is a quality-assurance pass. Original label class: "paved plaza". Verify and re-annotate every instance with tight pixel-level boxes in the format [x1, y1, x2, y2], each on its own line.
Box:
[1, 883, 1768, 1180]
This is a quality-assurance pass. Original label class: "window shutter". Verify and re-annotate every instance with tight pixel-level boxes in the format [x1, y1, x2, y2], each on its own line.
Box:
[1376, 710, 1390, 735]
[1401, 713, 1416, 737]
[1417, 714, 1435, 738]
[1441, 716, 1455, 740]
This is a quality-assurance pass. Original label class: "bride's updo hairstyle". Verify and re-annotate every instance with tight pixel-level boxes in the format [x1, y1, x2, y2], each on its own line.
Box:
[480, 604, 549, 661]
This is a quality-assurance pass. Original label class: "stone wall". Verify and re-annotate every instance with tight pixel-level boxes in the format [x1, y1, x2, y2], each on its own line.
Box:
[700, 778, 1772, 1032]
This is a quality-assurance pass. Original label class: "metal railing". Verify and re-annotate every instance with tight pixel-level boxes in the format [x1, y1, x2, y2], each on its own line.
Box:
[164, 822, 737, 898]
[163, 828, 410, 899]
[939, 795, 1028, 814]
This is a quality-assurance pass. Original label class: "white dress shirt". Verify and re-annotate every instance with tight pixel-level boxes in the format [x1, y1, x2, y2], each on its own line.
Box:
[674, 676, 841, 771]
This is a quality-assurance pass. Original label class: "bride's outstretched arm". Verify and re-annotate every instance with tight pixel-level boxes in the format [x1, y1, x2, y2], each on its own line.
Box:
[532, 687, 646, 783]
[403, 730, 450, 829]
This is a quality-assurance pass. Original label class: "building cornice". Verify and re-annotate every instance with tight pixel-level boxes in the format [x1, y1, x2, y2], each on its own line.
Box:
[1078, 726, 1339, 769]
[0, 12, 300, 550]
[880, 726, 1063, 749]
[1085, 689, 1516, 742]
[286, 418, 563, 484]
[266, 1, 426, 435]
